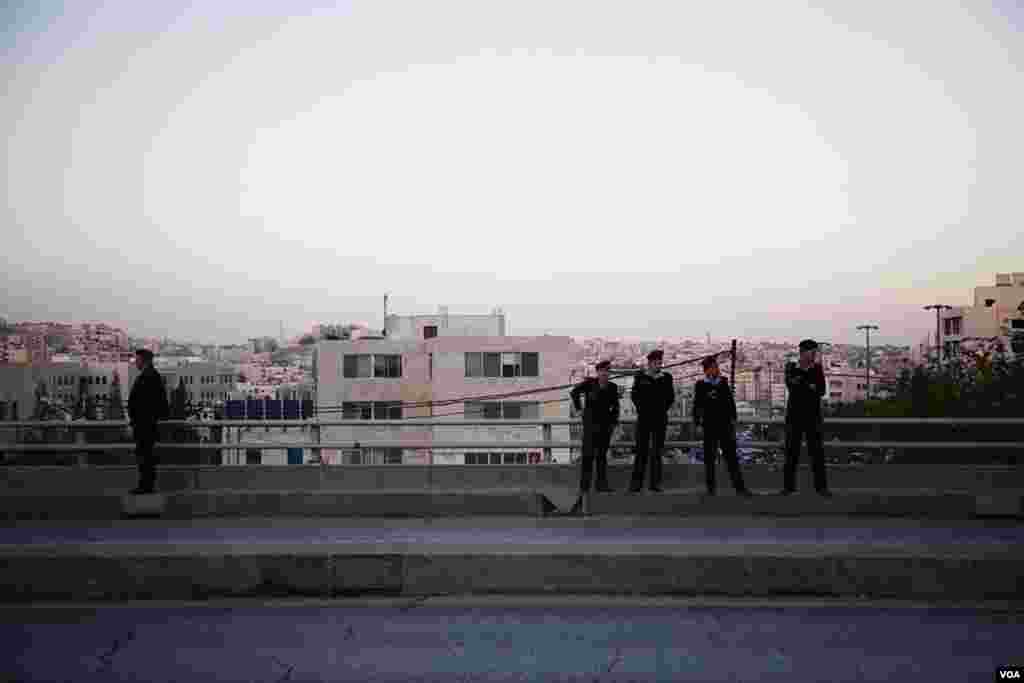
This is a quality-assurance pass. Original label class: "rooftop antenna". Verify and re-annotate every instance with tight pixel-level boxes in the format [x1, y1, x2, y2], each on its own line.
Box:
[383, 293, 389, 336]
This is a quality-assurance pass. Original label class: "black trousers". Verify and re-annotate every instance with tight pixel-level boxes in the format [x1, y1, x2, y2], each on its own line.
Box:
[783, 418, 828, 492]
[579, 424, 613, 492]
[134, 428, 159, 491]
[702, 425, 747, 493]
[631, 418, 666, 490]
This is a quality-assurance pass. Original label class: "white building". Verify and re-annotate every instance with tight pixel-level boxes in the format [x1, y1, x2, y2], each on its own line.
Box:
[940, 272, 1024, 361]
[316, 309, 573, 465]
[162, 362, 238, 406]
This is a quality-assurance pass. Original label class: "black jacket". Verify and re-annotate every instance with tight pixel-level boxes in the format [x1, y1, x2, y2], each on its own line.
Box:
[570, 378, 620, 428]
[128, 365, 169, 429]
[785, 361, 826, 420]
[631, 371, 674, 421]
[692, 377, 737, 427]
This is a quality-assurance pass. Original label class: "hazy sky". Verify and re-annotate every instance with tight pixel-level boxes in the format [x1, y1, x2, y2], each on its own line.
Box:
[3, 1, 1022, 346]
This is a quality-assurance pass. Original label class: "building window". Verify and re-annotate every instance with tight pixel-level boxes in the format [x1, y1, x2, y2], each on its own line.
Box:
[373, 401, 402, 420]
[343, 354, 372, 378]
[344, 354, 401, 379]
[465, 352, 484, 377]
[424, 325, 438, 339]
[503, 452, 528, 464]
[374, 355, 402, 378]
[342, 402, 373, 420]
[465, 453, 488, 465]
[464, 352, 539, 378]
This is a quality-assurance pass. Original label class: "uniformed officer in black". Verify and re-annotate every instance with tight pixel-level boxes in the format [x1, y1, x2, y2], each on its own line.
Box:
[693, 355, 753, 497]
[569, 360, 620, 513]
[629, 349, 674, 493]
[781, 339, 831, 497]
[128, 348, 169, 495]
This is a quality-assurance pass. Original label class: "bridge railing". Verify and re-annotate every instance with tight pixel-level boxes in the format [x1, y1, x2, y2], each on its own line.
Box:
[1, 418, 1023, 456]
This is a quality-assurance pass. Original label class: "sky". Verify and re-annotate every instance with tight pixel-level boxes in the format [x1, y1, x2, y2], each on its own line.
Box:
[3, 1, 1022, 346]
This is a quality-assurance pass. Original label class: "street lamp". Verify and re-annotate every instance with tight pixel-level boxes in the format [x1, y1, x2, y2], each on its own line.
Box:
[856, 325, 879, 400]
[923, 305, 953, 366]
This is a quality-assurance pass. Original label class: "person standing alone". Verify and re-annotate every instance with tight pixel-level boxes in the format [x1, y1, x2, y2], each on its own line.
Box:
[128, 348, 169, 495]
[781, 339, 831, 497]
[692, 355, 753, 497]
[629, 349, 674, 493]
[569, 360, 620, 514]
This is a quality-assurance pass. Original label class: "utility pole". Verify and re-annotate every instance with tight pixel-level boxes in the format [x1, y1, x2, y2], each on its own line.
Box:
[730, 339, 737, 389]
[923, 305, 953, 366]
[856, 324, 879, 400]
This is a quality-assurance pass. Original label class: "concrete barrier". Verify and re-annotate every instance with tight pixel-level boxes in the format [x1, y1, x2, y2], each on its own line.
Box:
[0, 490, 551, 520]
[588, 490, 986, 519]
[975, 494, 1024, 518]
[1, 488, 1018, 520]
[3, 464, 1023, 495]
[1, 543, 1020, 602]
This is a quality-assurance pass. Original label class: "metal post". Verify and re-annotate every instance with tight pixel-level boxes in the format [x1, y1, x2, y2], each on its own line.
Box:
[75, 429, 87, 467]
[857, 324, 879, 401]
[923, 305, 952, 367]
[730, 339, 737, 389]
[542, 422, 553, 464]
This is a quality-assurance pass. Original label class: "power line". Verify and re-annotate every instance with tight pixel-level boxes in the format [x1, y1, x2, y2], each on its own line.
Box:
[313, 348, 733, 415]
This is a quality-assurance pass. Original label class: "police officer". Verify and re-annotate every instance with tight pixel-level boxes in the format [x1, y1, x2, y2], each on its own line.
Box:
[693, 355, 753, 497]
[128, 348, 169, 495]
[781, 339, 831, 497]
[629, 349, 674, 493]
[569, 360, 620, 514]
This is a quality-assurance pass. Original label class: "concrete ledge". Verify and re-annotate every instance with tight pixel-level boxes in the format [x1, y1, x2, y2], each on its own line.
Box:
[2, 488, 1020, 520]
[121, 494, 166, 518]
[587, 489, 991, 519]
[0, 490, 550, 520]
[4, 464, 1024, 495]
[975, 494, 1024, 518]
[1, 544, 1020, 602]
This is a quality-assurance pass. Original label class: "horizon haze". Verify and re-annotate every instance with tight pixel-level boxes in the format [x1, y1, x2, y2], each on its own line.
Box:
[3, 1, 1022, 346]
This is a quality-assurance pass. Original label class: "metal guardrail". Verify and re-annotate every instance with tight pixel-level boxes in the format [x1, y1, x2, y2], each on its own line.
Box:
[3, 418, 1024, 427]
[11, 417, 1024, 427]
[1, 418, 1023, 453]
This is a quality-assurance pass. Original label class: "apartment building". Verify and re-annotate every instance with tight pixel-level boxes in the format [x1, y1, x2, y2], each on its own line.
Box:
[941, 272, 1024, 360]
[317, 309, 573, 465]
[0, 359, 237, 422]
[162, 362, 238, 405]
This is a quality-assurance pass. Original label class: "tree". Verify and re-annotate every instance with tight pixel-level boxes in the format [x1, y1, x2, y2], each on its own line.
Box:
[74, 377, 89, 419]
[31, 381, 49, 420]
[107, 371, 125, 421]
[171, 378, 187, 420]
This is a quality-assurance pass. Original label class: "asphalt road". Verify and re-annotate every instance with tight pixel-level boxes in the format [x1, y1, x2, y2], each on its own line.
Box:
[1, 598, 1020, 682]
[2, 516, 1021, 547]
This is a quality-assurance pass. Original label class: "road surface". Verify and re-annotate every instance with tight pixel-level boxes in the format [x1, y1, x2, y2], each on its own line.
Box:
[1, 597, 1020, 682]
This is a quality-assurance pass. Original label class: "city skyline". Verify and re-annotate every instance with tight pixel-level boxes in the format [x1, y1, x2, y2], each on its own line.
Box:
[4, 1, 1022, 346]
